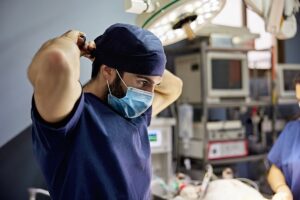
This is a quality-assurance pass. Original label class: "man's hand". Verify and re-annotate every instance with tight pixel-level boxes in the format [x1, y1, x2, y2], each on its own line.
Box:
[61, 30, 86, 48]
[61, 30, 96, 61]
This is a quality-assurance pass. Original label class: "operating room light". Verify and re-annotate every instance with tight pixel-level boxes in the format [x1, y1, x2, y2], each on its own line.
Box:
[135, 0, 226, 46]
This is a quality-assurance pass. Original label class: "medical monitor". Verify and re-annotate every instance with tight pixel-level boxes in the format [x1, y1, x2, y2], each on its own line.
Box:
[278, 64, 300, 98]
[207, 52, 249, 98]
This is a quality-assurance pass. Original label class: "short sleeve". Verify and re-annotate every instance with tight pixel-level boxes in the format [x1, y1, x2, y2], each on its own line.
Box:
[268, 122, 293, 169]
[31, 93, 84, 138]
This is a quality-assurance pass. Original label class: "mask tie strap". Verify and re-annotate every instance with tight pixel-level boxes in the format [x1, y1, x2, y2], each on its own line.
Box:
[106, 80, 112, 94]
[116, 69, 128, 88]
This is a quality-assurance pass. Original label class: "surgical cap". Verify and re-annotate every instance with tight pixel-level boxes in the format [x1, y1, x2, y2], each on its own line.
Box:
[91, 23, 166, 78]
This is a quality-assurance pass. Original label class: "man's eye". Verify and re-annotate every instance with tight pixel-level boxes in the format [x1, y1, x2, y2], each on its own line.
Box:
[138, 80, 148, 86]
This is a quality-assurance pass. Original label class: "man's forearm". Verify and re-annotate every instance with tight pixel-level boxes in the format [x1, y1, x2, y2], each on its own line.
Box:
[268, 164, 293, 200]
[27, 31, 84, 123]
[268, 164, 288, 192]
[152, 70, 183, 116]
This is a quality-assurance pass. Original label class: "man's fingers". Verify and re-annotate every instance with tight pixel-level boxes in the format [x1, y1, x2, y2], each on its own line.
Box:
[60, 30, 95, 61]
[87, 41, 96, 55]
[77, 35, 86, 50]
[81, 41, 95, 54]
[87, 41, 96, 49]
[81, 41, 96, 61]
[61, 30, 86, 43]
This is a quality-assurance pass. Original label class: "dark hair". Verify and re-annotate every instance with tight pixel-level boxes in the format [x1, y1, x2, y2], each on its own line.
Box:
[91, 61, 101, 79]
[91, 61, 124, 80]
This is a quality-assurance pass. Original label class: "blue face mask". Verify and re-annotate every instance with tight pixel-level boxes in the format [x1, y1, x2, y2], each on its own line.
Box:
[107, 70, 154, 118]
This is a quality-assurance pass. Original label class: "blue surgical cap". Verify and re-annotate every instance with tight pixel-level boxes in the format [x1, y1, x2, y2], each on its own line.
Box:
[91, 23, 166, 78]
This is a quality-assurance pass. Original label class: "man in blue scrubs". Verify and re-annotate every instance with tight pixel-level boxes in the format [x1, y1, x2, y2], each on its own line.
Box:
[27, 23, 182, 200]
[268, 74, 300, 200]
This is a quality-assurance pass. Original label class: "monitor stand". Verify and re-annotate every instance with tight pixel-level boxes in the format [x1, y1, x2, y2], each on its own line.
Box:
[277, 97, 297, 105]
[207, 96, 250, 104]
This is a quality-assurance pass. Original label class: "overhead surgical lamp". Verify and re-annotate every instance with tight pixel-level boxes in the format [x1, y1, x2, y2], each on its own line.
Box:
[244, 0, 300, 39]
[125, 0, 226, 46]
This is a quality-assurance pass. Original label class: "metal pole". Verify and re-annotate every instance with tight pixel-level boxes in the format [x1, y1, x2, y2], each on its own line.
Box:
[200, 40, 209, 166]
[271, 38, 278, 144]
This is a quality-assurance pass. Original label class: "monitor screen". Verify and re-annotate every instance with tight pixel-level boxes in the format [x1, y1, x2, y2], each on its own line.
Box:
[283, 69, 300, 92]
[207, 52, 249, 98]
[211, 59, 242, 90]
[277, 64, 300, 98]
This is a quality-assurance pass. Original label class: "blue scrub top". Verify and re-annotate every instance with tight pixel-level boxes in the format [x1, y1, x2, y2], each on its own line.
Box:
[268, 120, 300, 199]
[31, 92, 152, 200]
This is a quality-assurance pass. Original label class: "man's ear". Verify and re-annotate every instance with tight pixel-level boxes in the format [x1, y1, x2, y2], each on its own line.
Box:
[101, 65, 116, 84]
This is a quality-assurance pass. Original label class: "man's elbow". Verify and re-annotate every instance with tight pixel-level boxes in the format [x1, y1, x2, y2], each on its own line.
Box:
[29, 49, 71, 86]
[44, 49, 70, 73]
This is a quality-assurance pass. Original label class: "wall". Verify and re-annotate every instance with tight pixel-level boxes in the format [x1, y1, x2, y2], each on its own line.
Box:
[0, 0, 135, 147]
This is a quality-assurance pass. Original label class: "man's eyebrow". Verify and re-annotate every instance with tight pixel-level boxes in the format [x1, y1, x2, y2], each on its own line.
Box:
[136, 75, 157, 85]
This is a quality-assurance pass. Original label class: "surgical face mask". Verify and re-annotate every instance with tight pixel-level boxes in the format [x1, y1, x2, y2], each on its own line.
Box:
[107, 70, 154, 118]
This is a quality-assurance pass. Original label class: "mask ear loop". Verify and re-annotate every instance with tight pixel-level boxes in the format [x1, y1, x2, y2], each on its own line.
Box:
[106, 80, 112, 94]
[116, 69, 128, 88]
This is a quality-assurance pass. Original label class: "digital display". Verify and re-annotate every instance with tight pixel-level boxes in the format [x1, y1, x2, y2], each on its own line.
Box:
[148, 130, 162, 147]
[148, 133, 157, 142]
[211, 59, 242, 90]
[283, 70, 300, 91]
